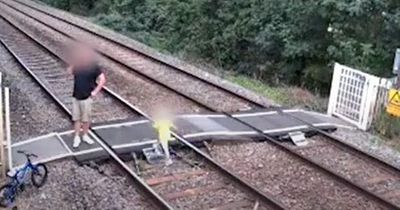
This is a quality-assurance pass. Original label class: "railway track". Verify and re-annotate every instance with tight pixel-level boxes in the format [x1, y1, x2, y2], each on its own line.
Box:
[3, 0, 399, 208]
[0, 8, 132, 123]
[0, 41, 71, 142]
[138, 149, 266, 209]
[0, 17, 169, 210]
[1, 0, 400, 209]
[1, 0, 254, 113]
[290, 135, 400, 206]
[0, 15, 285, 210]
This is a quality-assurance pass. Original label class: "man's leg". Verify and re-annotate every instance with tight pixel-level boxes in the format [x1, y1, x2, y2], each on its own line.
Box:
[72, 99, 82, 148]
[82, 121, 90, 136]
[81, 98, 94, 144]
[74, 121, 81, 136]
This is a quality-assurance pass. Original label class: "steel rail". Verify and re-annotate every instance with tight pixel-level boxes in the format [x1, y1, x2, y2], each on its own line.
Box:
[0, 22, 174, 210]
[11, 0, 400, 176]
[225, 112, 400, 209]
[3, 3, 400, 209]
[288, 111, 400, 173]
[0, 14, 286, 210]
[0, 1, 216, 113]
[12, 0, 263, 107]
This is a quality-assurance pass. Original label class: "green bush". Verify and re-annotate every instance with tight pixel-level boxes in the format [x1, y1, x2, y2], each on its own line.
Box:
[373, 110, 400, 140]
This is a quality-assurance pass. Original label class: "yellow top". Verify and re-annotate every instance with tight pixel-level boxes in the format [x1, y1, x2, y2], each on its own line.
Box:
[153, 119, 174, 143]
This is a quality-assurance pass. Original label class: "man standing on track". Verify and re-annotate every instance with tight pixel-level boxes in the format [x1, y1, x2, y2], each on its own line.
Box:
[68, 45, 106, 148]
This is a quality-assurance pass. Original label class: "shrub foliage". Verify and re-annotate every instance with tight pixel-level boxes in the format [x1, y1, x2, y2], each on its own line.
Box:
[43, 0, 400, 94]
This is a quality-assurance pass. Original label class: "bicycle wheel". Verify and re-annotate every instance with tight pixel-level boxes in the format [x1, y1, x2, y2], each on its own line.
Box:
[0, 184, 14, 207]
[31, 164, 48, 187]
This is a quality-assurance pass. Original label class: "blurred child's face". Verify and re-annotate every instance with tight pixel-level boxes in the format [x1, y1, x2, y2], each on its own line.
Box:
[154, 106, 173, 119]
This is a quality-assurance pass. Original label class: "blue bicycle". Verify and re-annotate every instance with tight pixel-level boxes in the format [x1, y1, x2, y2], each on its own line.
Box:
[0, 150, 48, 207]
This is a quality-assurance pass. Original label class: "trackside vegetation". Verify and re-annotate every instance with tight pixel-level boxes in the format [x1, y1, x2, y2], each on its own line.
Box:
[41, 0, 400, 95]
[41, 0, 400, 142]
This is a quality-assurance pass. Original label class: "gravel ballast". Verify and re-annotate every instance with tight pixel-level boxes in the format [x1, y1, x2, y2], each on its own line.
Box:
[136, 150, 269, 210]
[0, 12, 134, 123]
[0, 2, 205, 115]
[332, 127, 400, 169]
[209, 141, 388, 210]
[12, 159, 156, 209]
[12, 0, 400, 169]
[286, 135, 400, 206]
[1, 1, 400, 209]
[19, 0, 277, 107]
[0, 42, 71, 142]
[3, 0, 253, 112]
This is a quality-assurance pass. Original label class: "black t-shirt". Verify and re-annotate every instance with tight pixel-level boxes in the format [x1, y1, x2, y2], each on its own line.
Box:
[72, 64, 102, 100]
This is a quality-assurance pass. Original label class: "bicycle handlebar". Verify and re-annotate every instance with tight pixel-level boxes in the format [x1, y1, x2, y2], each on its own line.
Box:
[17, 150, 38, 158]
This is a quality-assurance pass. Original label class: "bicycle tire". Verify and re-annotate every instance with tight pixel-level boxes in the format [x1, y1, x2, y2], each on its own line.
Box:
[31, 163, 48, 187]
[0, 183, 14, 207]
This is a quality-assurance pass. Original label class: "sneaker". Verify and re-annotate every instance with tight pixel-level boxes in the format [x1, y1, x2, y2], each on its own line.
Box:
[165, 158, 173, 166]
[73, 135, 81, 148]
[82, 134, 94, 145]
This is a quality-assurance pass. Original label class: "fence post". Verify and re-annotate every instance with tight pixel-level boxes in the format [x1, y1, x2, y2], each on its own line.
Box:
[0, 73, 4, 177]
[361, 77, 380, 130]
[397, 70, 400, 89]
[4, 88, 11, 172]
[327, 63, 341, 115]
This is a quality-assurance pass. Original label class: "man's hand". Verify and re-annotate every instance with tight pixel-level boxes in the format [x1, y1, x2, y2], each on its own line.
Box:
[91, 91, 98, 97]
[91, 73, 106, 98]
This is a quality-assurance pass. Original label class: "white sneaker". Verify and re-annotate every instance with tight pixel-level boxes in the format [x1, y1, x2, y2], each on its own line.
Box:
[82, 134, 94, 145]
[73, 135, 81, 148]
[165, 158, 173, 166]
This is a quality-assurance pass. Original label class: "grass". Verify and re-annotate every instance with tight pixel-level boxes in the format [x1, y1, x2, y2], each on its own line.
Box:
[227, 74, 328, 112]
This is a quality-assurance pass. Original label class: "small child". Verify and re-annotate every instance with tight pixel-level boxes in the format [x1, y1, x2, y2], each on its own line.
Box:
[153, 107, 175, 165]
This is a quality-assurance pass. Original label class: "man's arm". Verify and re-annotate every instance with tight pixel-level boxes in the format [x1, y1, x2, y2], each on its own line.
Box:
[91, 73, 106, 97]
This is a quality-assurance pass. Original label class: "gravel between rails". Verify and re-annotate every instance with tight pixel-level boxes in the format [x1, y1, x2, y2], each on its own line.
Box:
[0, 12, 134, 123]
[0, 3, 205, 115]
[3, 0, 253, 112]
[93, 56, 206, 115]
[0, 17, 159, 210]
[12, 159, 156, 210]
[3, 1, 400, 208]
[208, 141, 388, 210]
[12, 0, 400, 169]
[0, 42, 71, 142]
[135, 150, 269, 210]
[284, 135, 400, 206]
[332, 127, 400, 169]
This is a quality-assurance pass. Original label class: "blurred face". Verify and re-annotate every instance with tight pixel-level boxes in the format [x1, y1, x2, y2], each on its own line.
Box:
[68, 44, 96, 67]
[153, 104, 174, 120]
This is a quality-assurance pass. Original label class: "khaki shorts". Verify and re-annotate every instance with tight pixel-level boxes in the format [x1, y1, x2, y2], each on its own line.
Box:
[72, 98, 92, 122]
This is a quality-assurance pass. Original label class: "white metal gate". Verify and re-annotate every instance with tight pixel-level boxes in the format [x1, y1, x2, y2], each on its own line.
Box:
[327, 63, 393, 130]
